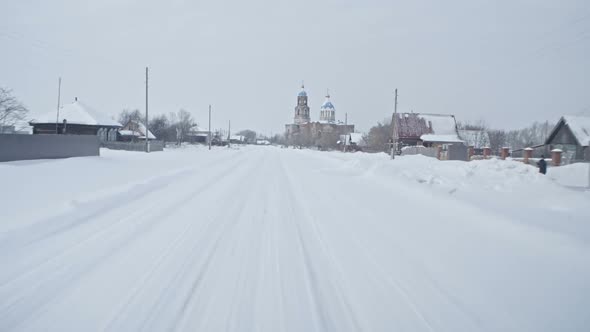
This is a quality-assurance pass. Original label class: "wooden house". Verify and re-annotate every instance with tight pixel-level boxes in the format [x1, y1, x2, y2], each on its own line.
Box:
[545, 115, 590, 163]
[29, 98, 121, 141]
[118, 120, 156, 142]
[186, 125, 210, 143]
[394, 113, 464, 147]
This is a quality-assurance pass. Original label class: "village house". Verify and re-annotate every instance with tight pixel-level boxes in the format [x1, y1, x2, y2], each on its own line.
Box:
[186, 125, 210, 144]
[394, 112, 464, 147]
[545, 115, 590, 163]
[118, 119, 156, 142]
[29, 98, 121, 142]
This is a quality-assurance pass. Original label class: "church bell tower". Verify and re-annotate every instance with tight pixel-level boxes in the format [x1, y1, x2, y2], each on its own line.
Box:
[294, 83, 310, 124]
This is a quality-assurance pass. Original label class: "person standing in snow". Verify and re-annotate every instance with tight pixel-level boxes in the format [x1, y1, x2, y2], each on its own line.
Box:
[537, 155, 547, 175]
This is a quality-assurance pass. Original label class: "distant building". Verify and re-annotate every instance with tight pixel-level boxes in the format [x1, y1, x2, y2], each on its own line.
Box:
[256, 139, 271, 145]
[1, 119, 31, 134]
[230, 135, 246, 144]
[118, 120, 156, 141]
[30, 98, 121, 142]
[394, 113, 463, 147]
[285, 85, 354, 147]
[186, 125, 210, 144]
[545, 115, 590, 163]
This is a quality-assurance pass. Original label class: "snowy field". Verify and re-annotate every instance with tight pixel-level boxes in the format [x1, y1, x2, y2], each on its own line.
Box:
[1, 146, 589, 331]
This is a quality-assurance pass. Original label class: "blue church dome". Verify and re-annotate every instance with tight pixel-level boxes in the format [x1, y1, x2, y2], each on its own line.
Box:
[298, 90, 307, 97]
[321, 101, 334, 109]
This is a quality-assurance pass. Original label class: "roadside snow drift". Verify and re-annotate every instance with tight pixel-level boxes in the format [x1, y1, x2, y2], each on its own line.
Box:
[1, 146, 589, 332]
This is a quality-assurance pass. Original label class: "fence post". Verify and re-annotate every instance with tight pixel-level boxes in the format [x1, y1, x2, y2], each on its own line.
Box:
[523, 147, 533, 164]
[551, 149, 562, 166]
[501, 147, 509, 160]
[483, 147, 491, 159]
[467, 146, 474, 161]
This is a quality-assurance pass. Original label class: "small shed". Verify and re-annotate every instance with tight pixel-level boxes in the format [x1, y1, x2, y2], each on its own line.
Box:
[118, 120, 156, 142]
[30, 99, 121, 141]
[186, 125, 210, 143]
[545, 115, 590, 163]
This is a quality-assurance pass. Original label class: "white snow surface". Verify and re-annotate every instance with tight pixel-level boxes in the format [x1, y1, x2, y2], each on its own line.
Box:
[548, 162, 590, 187]
[1, 146, 589, 332]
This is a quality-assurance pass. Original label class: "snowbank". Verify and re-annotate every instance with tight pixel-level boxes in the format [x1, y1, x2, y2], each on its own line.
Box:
[548, 162, 590, 187]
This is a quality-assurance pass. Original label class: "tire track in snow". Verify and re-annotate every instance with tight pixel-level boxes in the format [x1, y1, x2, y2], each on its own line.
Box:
[105, 151, 264, 330]
[278, 152, 363, 332]
[173, 152, 272, 332]
[103, 154, 264, 332]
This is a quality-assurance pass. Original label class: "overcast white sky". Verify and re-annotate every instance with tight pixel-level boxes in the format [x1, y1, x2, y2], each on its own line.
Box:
[1, 0, 589, 134]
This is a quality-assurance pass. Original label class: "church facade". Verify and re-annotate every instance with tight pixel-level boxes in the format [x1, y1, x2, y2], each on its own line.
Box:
[285, 85, 354, 148]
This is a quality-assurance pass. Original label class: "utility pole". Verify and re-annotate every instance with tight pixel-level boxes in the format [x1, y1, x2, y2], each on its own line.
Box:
[390, 88, 398, 160]
[208, 105, 212, 150]
[227, 120, 231, 148]
[345, 112, 348, 125]
[145, 67, 150, 153]
[55, 77, 61, 134]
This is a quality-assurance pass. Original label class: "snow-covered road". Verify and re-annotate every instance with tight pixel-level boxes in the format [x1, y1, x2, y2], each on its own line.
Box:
[1, 146, 589, 331]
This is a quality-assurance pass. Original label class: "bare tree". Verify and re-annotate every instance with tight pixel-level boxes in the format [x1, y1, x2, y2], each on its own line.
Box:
[0, 88, 29, 133]
[366, 119, 393, 152]
[149, 114, 169, 141]
[176, 109, 194, 143]
[118, 109, 144, 126]
[488, 129, 507, 152]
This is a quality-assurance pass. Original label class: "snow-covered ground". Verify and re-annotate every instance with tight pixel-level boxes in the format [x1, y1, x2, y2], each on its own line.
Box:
[1, 146, 589, 332]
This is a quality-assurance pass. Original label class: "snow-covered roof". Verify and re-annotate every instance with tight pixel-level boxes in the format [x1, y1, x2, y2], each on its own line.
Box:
[119, 130, 141, 137]
[563, 115, 590, 147]
[420, 134, 464, 143]
[230, 135, 245, 141]
[395, 113, 461, 141]
[458, 130, 490, 148]
[418, 113, 458, 135]
[189, 125, 208, 133]
[121, 120, 156, 139]
[30, 100, 121, 127]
